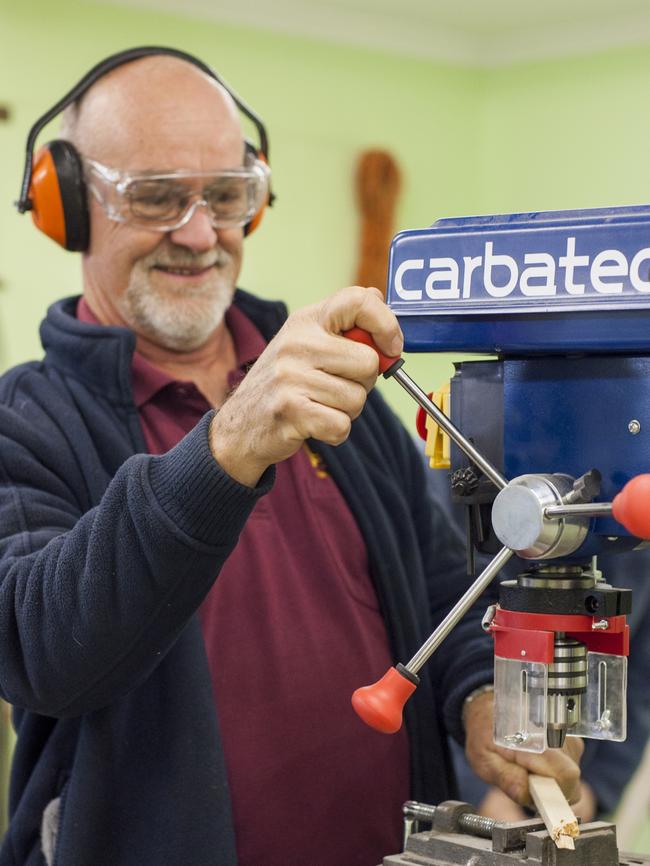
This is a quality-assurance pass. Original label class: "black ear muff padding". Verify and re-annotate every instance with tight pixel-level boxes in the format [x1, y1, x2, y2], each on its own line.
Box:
[49, 140, 90, 251]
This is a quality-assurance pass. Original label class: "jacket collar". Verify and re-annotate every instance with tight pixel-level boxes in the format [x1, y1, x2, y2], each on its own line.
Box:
[40, 289, 288, 404]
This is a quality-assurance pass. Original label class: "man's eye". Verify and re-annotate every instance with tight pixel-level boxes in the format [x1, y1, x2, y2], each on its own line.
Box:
[205, 183, 246, 208]
[128, 182, 187, 215]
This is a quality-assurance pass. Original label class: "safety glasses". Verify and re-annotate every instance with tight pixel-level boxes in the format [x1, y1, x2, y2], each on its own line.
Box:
[83, 157, 270, 231]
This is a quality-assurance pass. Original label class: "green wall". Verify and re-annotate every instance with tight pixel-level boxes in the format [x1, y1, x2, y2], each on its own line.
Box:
[478, 47, 650, 213]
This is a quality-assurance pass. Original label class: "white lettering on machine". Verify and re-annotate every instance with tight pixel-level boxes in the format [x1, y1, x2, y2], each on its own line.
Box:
[394, 236, 650, 301]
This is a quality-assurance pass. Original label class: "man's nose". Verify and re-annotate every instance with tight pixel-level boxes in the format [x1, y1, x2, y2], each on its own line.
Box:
[168, 201, 217, 252]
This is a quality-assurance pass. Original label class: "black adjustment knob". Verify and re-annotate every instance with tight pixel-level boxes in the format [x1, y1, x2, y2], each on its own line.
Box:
[566, 469, 602, 505]
[451, 467, 480, 496]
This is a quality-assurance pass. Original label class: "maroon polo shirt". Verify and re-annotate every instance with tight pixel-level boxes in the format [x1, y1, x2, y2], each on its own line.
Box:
[77, 297, 410, 866]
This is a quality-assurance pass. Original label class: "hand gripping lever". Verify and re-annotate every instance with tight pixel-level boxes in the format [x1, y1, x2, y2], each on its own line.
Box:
[344, 327, 650, 734]
[343, 327, 507, 490]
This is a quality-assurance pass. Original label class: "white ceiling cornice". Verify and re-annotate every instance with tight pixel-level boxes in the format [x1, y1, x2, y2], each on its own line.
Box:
[101, 0, 650, 67]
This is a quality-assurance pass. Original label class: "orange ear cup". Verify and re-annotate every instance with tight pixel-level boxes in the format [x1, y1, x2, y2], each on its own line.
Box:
[244, 202, 267, 237]
[243, 151, 271, 237]
[27, 141, 89, 251]
[29, 146, 68, 248]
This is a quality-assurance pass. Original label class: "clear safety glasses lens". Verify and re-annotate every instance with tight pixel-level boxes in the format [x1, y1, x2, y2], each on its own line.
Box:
[85, 160, 269, 230]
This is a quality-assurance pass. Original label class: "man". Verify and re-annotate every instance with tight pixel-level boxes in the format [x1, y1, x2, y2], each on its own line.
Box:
[0, 51, 581, 866]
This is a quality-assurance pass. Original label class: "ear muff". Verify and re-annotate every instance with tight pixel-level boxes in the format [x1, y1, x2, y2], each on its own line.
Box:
[29, 140, 89, 251]
[243, 143, 271, 237]
[17, 45, 275, 250]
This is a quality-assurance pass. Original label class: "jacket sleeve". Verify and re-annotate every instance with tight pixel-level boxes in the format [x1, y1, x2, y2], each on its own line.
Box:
[408, 436, 499, 744]
[0, 408, 273, 718]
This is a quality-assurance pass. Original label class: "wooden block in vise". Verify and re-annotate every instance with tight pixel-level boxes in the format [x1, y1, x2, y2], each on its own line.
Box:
[529, 774, 580, 850]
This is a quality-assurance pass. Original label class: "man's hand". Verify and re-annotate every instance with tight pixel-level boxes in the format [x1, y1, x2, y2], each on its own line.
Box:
[477, 781, 597, 822]
[210, 286, 403, 487]
[464, 690, 583, 807]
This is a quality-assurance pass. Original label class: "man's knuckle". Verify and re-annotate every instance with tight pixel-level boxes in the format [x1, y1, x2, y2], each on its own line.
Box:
[273, 356, 297, 384]
[330, 415, 351, 444]
[273, 391, 300, 423]
[359, 348, 379, 379]
[350, 387, 367, 418]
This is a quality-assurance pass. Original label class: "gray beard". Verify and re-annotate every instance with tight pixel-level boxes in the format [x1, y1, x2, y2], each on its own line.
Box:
[119, 249, 236, 351]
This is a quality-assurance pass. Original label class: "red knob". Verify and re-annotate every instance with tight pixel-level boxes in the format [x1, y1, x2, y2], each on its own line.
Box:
[612, 474, 650, 539]
[351, 666, 418, 734]
[342, 327, 401, 376]
[416, 400, 435, 441]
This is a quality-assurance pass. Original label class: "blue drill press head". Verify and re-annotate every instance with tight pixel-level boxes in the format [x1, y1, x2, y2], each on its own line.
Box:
[388, 205, 650, 556]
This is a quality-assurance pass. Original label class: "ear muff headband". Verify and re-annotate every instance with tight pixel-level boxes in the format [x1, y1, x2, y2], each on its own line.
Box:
[16, 45, 274, 249]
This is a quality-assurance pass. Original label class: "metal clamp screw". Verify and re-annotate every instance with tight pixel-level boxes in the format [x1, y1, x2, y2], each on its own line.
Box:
[592, 619, 609, 630]
[628, 420, 641, 435]
[481, 604, 497, 632]
[504, 731, 528, 746]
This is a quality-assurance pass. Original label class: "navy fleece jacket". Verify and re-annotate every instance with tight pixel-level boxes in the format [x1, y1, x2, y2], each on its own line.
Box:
[0, 290, 494, 866]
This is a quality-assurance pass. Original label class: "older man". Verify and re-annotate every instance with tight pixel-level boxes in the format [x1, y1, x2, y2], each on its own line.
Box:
[1, 50, 581, 866]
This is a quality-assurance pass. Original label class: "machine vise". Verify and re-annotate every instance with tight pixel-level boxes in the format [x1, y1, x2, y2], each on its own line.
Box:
[382, 800, 650, 866]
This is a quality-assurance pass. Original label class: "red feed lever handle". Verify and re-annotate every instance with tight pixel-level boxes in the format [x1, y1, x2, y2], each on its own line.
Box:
[612, 474, 650, 540]
[351, 665, 419, 734]
[342, 327, 402, 376]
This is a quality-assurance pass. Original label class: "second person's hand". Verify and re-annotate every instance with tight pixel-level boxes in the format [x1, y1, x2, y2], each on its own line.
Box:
[464, 690, 584, 807]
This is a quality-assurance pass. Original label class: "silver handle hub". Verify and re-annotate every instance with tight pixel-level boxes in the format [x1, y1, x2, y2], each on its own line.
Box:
[491, 474, 590, 559]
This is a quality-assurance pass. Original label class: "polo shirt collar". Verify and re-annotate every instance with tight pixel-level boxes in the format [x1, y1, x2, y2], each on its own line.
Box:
[76, 296, 266, 408]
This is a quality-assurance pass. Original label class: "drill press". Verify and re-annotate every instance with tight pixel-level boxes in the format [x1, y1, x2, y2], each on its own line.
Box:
[347, 205, 650, 865]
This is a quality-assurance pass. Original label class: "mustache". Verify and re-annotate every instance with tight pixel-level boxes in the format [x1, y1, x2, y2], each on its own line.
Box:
[142, 246, 231, 270]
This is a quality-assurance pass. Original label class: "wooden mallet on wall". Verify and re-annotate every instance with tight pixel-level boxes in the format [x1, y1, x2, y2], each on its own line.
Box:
[353, 149, 402, 296]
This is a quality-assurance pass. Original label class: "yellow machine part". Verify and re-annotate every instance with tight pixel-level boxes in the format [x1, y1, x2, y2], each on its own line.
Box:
[424, 383, 451, 469]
